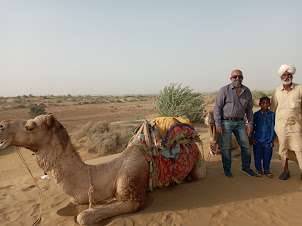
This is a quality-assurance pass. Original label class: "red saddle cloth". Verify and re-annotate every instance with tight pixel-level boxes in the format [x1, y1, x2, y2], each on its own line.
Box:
[152, 142, 200, 188]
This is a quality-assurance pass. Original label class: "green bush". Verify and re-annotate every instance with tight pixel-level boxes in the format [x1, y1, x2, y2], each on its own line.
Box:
[156, 83, 204, 122]
[29, 104, 46, 118]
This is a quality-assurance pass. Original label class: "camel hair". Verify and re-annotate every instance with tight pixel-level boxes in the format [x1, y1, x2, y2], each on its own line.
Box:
[203, 109, 241, 157]
[0, 113, 205, 225]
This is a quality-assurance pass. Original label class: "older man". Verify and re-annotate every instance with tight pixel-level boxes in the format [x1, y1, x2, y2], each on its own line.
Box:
[271, 64, 302, 180]
[214, 70, 257, 178]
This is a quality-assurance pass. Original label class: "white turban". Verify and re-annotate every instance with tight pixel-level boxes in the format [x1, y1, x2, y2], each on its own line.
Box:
[278, 64, 296, 77]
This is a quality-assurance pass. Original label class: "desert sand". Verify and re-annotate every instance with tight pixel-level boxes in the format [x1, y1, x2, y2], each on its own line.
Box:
[1, 100, 302, 226]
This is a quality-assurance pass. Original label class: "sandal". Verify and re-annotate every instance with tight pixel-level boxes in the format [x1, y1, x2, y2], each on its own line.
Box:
[264, 171, 274, 178]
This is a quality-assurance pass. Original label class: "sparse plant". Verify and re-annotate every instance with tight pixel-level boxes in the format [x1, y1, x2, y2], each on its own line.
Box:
[135, 114, 140, 120]
[157, 83, 204, 122]
[13, 98, 22, 104]
[29, 104, 46, 118]
[72, 122, 133, 156]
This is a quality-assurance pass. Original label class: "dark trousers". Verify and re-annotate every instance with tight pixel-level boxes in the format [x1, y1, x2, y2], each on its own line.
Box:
[253, 143, 273, 171]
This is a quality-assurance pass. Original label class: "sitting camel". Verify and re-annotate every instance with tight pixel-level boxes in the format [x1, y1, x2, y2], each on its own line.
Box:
[0, 114, 204, 225]
[203, 109, 241, 157]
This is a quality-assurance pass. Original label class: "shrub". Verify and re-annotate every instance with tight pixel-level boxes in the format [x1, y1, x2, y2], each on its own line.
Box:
[156, 83, 204, 122]
[29, 104, 46, 118]
[72, 122, 133, 156]
[13, 98, 22, 104]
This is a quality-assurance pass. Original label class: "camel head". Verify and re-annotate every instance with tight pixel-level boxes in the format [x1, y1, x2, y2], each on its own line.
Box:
[203, 110, 221, 155]
[203, 110, 215, 127]
[0, 113, 69, 152]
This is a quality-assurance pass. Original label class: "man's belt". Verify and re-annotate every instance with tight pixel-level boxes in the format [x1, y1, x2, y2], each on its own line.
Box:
[222, 117, 243, 121]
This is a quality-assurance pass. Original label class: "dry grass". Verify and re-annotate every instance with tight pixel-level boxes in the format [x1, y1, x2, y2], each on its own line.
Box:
[72, 121, 134, 156]
[0, 94, 157, 110]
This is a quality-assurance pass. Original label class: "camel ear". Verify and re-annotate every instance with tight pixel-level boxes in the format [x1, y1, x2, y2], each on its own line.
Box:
[46, 114, 56, 126]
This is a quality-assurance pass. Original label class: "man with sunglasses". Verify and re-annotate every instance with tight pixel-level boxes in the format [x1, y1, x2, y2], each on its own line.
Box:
[271, 64, 302, 181]
[214, 69, 257, 178]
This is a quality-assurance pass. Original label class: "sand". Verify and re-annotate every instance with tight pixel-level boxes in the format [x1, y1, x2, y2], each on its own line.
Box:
[1, 128, 302, 226]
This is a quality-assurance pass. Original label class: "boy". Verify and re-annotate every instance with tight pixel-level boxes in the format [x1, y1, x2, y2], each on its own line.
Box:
[251, 96, 276, 178]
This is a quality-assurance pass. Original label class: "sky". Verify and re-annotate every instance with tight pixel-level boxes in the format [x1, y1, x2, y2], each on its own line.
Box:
[1, 0, 302, 97]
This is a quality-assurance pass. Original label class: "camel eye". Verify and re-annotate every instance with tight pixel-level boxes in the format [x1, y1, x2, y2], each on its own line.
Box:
[0, 125, 4, 130]
[25, 126, 34, 131]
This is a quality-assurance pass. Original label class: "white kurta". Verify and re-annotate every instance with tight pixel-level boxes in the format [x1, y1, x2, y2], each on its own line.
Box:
[271, 83, 302, 171]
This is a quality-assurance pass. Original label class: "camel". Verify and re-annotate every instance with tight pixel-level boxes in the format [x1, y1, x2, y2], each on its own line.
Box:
[0, 114, 204, 225]
[203, 110, 241, 157]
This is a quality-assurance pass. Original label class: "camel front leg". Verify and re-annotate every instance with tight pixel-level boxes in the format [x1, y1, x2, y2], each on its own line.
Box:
[76, 201, 140, 225]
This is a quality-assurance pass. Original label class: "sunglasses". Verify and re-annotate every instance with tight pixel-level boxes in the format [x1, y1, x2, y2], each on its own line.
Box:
[232, 75, 243, 79]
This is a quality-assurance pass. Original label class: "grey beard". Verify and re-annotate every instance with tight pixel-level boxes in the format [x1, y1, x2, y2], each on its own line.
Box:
[233, 80, 242, 87]
[282, 78, 292, 85]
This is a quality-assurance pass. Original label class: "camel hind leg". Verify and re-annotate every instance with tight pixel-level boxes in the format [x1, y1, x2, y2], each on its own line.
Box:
[189, 161, 206, 180]
[77, 201, 140, 225]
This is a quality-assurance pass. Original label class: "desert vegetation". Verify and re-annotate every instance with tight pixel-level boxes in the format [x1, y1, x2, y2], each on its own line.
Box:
[0, 94, 156, 110]
[156, 83, 205, 122]
[72, 121, 134, 156]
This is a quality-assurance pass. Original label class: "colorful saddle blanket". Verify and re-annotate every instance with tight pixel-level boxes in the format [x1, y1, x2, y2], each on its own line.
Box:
[133, 117, 199, 150]
[130, 117, 201, 190]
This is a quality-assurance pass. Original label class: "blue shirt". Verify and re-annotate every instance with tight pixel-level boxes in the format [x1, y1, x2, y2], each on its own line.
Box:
[251, 109, 276, 145]
[214, 83, 253, 127]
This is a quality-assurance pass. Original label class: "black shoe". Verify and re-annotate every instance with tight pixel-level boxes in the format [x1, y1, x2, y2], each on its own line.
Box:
[242, 168, 257, 177]
[279, 171, 290, 180]
[223, 169, 233, 178]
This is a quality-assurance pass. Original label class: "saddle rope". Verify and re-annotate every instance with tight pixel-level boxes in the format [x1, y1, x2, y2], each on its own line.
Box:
[87, 165, 94, 209]
[198, 138, 211, 163]
[14, 147, 43, 226]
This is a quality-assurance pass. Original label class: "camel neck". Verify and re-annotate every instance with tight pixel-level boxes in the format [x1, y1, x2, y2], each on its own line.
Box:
[36, 143, 91, 204]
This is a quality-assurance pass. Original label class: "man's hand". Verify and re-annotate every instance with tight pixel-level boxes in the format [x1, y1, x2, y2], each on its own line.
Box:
[247, 127, 253, 137]
[251, 137, 257, 145]
[216, 126, 223, 135]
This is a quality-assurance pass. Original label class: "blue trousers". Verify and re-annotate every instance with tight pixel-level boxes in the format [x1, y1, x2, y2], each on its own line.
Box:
[253, 143, 272, 171]
[219, 120, 251, 171]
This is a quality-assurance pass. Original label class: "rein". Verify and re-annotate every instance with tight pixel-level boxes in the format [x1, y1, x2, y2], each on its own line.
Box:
[14, 147, 43, 226]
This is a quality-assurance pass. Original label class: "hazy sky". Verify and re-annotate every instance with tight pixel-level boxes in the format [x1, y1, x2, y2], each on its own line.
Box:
[1, 0, 302, 97]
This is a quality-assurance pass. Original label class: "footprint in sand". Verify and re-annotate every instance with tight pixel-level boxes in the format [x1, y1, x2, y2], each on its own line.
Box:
[158, 212, 182, 225]
[22, 185, 36, 191]
[211, 209, 229, 221]
[0, 193, 7, 200]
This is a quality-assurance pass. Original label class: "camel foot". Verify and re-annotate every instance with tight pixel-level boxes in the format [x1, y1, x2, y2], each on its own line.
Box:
[77, 209, 96, 225]
[76, 201, 140, 225]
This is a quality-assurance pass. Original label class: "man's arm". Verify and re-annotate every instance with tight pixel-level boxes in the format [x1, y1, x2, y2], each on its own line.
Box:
[270, 90, 278, 113]
[213, 88, 225, 127]
[245, 91, 254, 128]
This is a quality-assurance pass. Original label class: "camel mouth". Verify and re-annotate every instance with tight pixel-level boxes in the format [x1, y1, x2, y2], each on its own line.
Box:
[0, 137, 12, 149]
